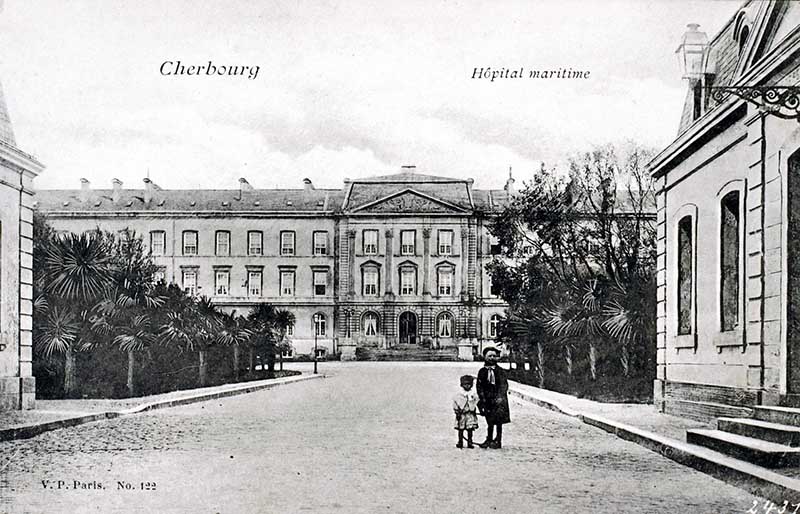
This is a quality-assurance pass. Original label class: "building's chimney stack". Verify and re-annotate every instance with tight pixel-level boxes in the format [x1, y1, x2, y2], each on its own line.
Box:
[79, 178, 91, 203]
[239, 177, 254, 192]
[143, 177, 154, 204]
[111, 178, 123, 202]
[504, 167, 515, 195]
[303, 178, 314, 191]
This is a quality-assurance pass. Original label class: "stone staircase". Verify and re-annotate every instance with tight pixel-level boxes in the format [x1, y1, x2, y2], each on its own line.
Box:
[687, 406, 800, 467]
[356, 345, 460, 361]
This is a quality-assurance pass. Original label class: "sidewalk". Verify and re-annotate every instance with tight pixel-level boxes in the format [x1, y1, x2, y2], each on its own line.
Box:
[509, 380, 800, 504]
[0, 372, 323, 442]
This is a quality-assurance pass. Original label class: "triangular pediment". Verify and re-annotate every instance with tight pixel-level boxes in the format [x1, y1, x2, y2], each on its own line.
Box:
[352, 189, 467, 214]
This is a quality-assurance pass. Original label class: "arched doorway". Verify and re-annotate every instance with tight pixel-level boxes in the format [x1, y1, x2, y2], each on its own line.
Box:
[399, 312, 417, 345]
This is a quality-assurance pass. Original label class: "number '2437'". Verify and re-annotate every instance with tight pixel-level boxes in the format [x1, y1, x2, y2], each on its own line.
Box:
[748, 500, 800, 514]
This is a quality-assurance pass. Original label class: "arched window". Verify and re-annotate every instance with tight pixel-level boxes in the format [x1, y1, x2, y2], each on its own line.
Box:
[362, 312, 380, 337]
[720, 191, 740, 331]
[489, 314, 502, 338]
[313, 313, 326, 337]
[437, 312, 454, 338]
[677, 216, 694, 335]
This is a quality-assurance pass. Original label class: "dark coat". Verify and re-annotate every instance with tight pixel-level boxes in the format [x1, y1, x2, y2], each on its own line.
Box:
[476, 365, 511, 425]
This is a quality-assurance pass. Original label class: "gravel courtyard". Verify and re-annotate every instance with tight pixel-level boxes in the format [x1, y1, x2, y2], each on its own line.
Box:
[0, 362, 759, 513]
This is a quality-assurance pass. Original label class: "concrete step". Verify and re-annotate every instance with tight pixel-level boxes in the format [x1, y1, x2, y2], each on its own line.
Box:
[718, 417, 800, 447]
[355, 347, 460, 361]
[753, 406, 800, 427]
[687, 428, 800, 467]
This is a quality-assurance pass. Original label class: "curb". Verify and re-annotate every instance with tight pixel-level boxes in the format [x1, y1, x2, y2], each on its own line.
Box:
[0, 373, 324, 443]
[509, 385, 800, 504]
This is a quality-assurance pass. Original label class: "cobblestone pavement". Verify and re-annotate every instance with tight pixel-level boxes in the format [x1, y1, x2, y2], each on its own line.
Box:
[0, 362, 760, 513]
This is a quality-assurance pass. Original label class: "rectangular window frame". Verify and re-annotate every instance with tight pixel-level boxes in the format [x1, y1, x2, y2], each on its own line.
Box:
[182, 230, 198, 256]
[437, 267, 453, 296]
[715, 185, 746, 348]
[400, 267, 416, 296]
[280, 270, 295, 296]
[363, 267, 379, 296]
[313, 231, 328, 256]
[281, 231, 296, 256]
[247, 270, 263, 297]
[313, 270, 327, 296]
[248, 231, 263, 256]
[400, 230, 415, 256]
[150, 231, 166, 256]
[215, 230, 230, 256]
[438, 230, 453, 255]
[182, 269, 198, 296]
[363, 230, 378, 255]
[214, 269, 230, 296]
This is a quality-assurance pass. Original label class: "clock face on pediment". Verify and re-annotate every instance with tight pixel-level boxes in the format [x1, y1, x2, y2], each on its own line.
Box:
[355, 190, 465, 214]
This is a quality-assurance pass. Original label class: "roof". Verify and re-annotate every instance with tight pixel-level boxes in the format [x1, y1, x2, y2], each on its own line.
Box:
[0, 80, 16, 147]
[36, 170, 512, 215]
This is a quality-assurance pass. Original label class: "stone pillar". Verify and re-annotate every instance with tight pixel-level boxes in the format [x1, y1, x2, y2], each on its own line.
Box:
[422, 227, 431, 296]
[347, 229, 356, 296]
[0, 78, 44, 410]
[384, 229, 394, 295]
[654, 174, 667, 413]
[460, 221, 468, 300]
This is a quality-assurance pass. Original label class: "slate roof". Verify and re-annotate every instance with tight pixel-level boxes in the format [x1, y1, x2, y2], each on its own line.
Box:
[37, 171, 512, 215]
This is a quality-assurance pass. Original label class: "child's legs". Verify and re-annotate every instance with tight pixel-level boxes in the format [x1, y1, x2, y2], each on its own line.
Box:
[457, 429, 464, 444]
[466, 429, 473, 444]
[495, 424, 503, 442]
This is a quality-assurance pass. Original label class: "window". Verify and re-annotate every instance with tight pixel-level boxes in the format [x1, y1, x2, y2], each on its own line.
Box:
[248, 231, 263, 256]
[400, 230, 415, 255]
[363, 230, 378, 255]
[248, 271, 262, 297]
[677, 216, 693, 335]
[490, 278, 501, 297]
[313, 231, 328, 256]
[313, 270, 327, 296]
[437, 312, 453, 338]
[315, 348, 326, 358]
[154, 267, 166, 283]
[215, 270, 230, 296]
[362, 312, 379, 337]
[437, 267, 453, 296]
[150, 231, 165, 256]
[182, 231, 198, 256]
[400, 268, 415, 296]
[286, 323, 294, 337]
[490, 243, 502, 255]
[438, 230, 453, 255]
[489, 314, 502, 338]
[313, 313, 326, 336]
[364, 267, 379, 296]
[281, 231, 295, 256]
[281, 347, 294, 358]
[280, 270, 295, 296]
[182, 270, 197, 295]
[216, 231, 230, 256]
[720, 192, 740, 331]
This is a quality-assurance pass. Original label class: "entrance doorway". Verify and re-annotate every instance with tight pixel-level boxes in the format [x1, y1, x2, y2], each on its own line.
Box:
[788, 149, 800, 392]
[399, 312, 417, 345]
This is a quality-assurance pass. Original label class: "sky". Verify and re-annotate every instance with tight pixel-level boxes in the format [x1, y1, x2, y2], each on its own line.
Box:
[0, 0, 739, 191]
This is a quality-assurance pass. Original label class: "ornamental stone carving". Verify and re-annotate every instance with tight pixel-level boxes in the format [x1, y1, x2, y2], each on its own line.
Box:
[364, 192, 453, 213]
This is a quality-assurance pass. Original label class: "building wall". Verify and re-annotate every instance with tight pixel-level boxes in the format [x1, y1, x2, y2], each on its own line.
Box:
[0, 154, 38, 409]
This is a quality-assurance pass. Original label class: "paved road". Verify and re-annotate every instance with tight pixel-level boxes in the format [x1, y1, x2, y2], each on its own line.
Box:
[0, 362, 759, 513]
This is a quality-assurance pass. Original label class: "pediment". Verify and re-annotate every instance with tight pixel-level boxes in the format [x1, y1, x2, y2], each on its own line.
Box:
[353, 189, 467, 214]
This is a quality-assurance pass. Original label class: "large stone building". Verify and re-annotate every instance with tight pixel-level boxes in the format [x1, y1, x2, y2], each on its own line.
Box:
[0, 79, 44, 409]
[36, 167, 511, 360]
[650, 1, 800, 419]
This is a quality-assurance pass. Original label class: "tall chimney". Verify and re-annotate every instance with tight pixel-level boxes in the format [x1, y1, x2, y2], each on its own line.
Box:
[143, 177, 154, 204]
[112, 178, 123, 203]
[79, 178, 91, 203]
[239, 177, 254, 192]
[504, 167, 515, 195]
[303, 178, 314, 191]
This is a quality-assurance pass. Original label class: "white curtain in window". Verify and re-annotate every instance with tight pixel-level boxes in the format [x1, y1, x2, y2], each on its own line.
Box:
[364, 314, 377, 336]
[438, 315, 452, 337]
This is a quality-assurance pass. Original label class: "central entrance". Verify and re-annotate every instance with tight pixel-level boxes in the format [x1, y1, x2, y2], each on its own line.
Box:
[399, 311, 417, 345]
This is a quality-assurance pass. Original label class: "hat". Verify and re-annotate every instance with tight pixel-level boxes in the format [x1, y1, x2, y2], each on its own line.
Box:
[460, 374, 475, 384]
[482, 346, 500, 357]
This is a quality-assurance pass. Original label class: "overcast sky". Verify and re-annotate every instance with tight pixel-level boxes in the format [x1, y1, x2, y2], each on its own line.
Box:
[0, 0, 738, 191]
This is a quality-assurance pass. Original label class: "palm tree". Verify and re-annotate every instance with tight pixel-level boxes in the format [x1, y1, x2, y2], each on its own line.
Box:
[35, 232, 114, 397]
[217, 311, 251, 381]
[247, 304, 279, 376]
[160, 296, 222, 387]
[273, 309, 296, 371]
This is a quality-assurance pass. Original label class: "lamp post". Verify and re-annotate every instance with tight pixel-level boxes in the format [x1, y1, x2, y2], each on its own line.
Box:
[313, 313, 319, 375]
[676, 23, 800, 121]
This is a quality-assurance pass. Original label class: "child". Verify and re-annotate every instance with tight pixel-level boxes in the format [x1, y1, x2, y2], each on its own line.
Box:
[453, 374, 479, 448]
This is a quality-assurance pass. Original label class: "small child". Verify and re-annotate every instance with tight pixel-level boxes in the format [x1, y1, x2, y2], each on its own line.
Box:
[453, 374, 479, 448]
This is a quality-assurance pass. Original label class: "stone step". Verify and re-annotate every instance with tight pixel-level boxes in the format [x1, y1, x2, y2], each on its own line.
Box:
[752, 406, 800, 427]
[686, 428, 800, 468]
[717, 417, 800, 447]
